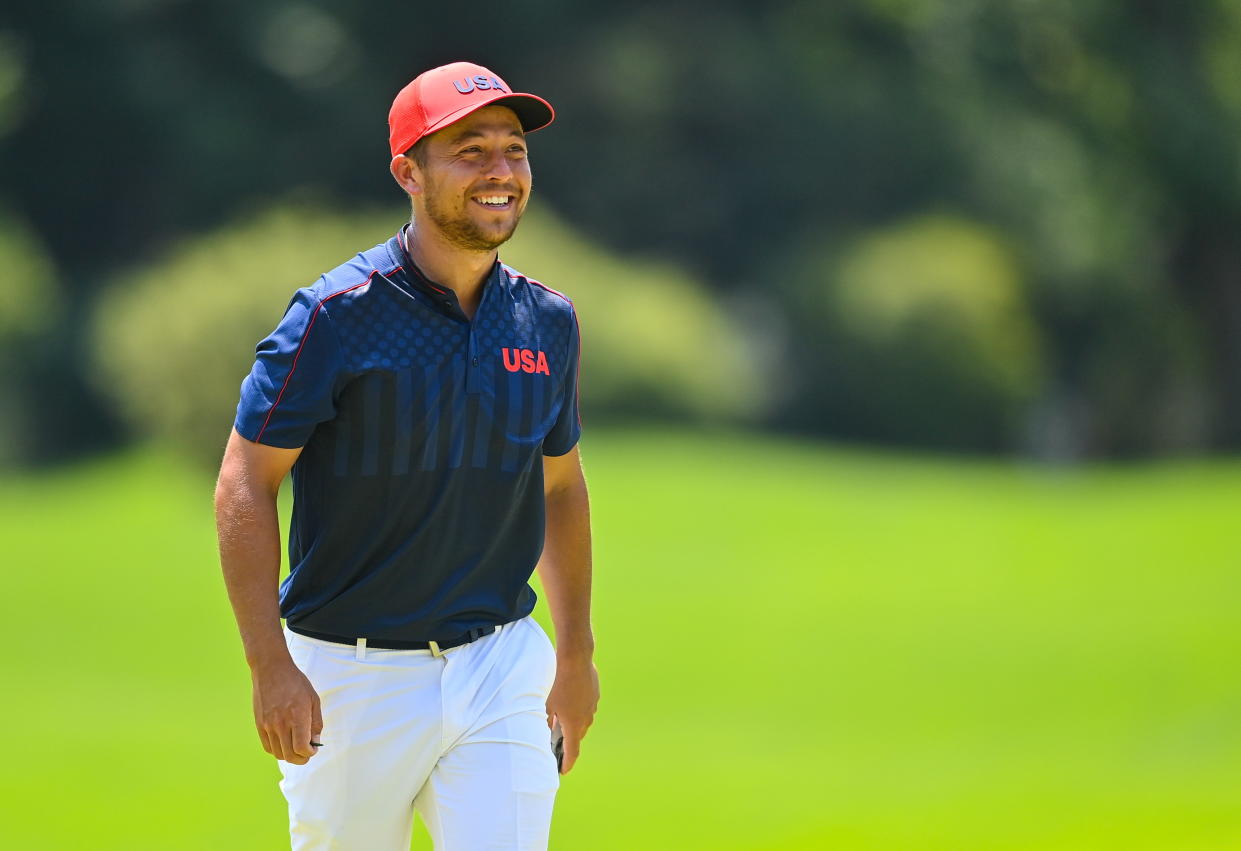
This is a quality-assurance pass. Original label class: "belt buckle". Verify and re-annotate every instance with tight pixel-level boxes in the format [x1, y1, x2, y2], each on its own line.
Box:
[428, 639, 445, 657]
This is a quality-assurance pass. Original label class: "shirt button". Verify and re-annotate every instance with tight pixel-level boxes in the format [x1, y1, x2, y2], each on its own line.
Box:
[472, 357, 479, 367]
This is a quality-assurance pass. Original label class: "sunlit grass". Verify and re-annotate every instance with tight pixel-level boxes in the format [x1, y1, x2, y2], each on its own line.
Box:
[2, 427, 1238, 849]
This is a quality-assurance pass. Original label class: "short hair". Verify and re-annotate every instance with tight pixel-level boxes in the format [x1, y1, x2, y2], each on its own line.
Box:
[404, 136, 429, 167]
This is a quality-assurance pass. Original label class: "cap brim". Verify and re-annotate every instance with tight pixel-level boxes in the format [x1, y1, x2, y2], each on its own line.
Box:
[489, 93, 555, 133]
[421, 92, 555, 143]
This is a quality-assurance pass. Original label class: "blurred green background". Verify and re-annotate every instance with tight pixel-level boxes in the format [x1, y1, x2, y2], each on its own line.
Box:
[2, 1, 1240, 848]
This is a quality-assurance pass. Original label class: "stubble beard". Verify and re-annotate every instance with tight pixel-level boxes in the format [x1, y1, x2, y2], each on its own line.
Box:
[424, 189, 522, 252]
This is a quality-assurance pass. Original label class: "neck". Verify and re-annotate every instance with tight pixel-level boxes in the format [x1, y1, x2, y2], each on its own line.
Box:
[403, 220, 496, 310]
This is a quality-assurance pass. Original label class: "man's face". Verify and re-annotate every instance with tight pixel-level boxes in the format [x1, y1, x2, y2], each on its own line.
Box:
[413, 105, 532, 252]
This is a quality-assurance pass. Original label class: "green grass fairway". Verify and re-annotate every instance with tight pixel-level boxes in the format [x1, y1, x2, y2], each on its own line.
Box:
[2, 427, 1239, 849]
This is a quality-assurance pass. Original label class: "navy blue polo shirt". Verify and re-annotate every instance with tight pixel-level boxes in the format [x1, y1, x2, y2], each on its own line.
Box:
[234, 227, 581, 642]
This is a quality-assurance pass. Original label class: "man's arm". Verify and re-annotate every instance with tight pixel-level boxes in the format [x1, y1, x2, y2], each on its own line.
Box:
[537, 444, 599, 775]
[214, 427, 322, 765]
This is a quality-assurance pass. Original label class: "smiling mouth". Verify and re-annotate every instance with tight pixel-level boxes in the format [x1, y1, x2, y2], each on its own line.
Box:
[473, 194, 516, 210]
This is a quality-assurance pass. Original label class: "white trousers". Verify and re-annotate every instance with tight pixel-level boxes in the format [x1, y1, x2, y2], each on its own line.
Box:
[279, 616, 560, 850]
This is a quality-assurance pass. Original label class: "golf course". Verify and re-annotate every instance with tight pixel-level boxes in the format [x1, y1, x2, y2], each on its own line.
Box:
[3, 426, 1238, 850]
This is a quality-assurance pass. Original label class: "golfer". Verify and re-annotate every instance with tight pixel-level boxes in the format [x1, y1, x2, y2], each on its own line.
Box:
[214, 61, 597, 850]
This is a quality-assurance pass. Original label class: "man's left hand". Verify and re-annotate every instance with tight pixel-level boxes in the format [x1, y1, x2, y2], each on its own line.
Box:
[545, 658, 599, 775]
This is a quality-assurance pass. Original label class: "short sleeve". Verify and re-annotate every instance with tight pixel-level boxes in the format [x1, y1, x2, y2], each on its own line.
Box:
[234, 288, 345, 448]
[543, 306, 582, 456]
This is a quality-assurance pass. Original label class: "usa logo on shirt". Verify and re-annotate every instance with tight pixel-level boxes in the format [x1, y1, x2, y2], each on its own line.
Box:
[501, 347, 550, 375]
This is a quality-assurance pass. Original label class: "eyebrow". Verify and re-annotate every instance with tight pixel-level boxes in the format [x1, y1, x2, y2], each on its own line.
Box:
[447, 128, 526, 146]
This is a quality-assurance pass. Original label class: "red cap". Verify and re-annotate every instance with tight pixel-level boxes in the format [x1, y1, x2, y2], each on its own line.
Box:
[388, 62, 555, 157]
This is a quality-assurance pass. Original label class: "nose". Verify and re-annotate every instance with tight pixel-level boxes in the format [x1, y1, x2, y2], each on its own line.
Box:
[482, 148, 514, 181]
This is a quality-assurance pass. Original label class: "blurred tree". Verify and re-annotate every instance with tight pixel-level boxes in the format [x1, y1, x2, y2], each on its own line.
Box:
[3, 0, 1241, 458]
[781, 214, 1045, 451]
[0, 206, 63, 466]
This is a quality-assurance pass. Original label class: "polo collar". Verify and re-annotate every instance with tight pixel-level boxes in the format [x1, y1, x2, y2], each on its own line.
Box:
[388, 225, 503, 322]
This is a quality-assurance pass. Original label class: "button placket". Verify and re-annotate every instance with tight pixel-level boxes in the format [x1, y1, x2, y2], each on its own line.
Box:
[463, 264, 501, 395]
[466, 328, 482, 394]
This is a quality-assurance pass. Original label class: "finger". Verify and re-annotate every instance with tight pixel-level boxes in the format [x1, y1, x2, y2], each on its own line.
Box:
[256, 724, 273, 755]
[291, 711, 314, 758]
[573, 714, 594, 739]
[311, 698, 324, 751]
[265, 723, 286, 761]
[276, 724, 292, 761]
[253, 693, 273, 755]
[280, 723, 309, 764]
[561, 727, 582, 775]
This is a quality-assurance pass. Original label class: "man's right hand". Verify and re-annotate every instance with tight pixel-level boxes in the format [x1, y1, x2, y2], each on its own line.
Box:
[251, 659, 323, 764]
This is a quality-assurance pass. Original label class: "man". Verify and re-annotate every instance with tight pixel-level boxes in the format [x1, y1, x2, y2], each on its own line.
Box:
[214, 61, 598, 850]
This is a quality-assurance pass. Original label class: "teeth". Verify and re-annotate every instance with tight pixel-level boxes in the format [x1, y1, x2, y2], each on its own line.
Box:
[477, 196, 509, 206]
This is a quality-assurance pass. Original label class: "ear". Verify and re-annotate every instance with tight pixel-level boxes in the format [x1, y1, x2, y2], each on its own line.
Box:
[390, 155, 423, 197]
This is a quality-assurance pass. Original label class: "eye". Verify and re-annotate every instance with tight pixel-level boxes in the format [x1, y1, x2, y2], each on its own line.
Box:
[459, 145, 483, 155]
[507, 144, 527, 155]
